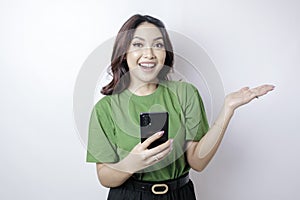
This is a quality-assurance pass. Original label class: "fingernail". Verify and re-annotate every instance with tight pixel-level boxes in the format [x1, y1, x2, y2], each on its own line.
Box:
[158, 131, 164, 136]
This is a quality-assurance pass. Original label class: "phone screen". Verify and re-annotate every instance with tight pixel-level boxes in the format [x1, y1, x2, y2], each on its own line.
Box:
[140, 112, 169, 149]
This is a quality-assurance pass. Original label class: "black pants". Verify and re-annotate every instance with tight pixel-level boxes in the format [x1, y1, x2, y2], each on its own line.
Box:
[107, 179, 196, 200]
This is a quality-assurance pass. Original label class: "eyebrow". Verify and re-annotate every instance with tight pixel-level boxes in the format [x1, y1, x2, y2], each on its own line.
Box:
[132, 36, 163, 41]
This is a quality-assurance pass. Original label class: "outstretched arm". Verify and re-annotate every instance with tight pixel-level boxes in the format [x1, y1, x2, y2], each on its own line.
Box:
[186, 84, 275, 171]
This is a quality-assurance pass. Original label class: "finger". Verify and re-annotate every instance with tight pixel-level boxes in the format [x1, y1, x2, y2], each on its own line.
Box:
[240, 87, 250, 92]
[247, 89, 258, 99]
[149, 143, 173, 164]
[261, 84, 275, 93]
[251, 84, 275, 97]
[141, 131, 165, 149]
[147, 139, 173, 158]
[254, 84, 275, 92]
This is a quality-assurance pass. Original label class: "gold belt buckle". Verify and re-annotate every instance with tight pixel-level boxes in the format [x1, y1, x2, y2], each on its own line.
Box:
[151, 183, 169, 195]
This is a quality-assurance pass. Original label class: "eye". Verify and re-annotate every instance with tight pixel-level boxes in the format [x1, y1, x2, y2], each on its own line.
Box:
[153, 42, 165, 49]
[132, 42, 143, 48]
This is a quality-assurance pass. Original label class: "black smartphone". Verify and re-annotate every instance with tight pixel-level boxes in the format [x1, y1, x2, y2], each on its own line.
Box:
[140, 112, 169, 149]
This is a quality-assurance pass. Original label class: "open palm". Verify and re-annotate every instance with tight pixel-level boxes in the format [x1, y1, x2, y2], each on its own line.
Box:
[225, 84, 275, 110]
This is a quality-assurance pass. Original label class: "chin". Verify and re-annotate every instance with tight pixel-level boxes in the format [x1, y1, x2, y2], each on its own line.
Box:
[139, 76, 159, 84]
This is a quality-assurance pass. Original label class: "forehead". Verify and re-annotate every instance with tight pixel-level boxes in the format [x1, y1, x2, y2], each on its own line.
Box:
[133, 22, 163, 39]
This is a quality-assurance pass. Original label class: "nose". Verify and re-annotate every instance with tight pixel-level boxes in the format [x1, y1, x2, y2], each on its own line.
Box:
[142, 47, 155, 59]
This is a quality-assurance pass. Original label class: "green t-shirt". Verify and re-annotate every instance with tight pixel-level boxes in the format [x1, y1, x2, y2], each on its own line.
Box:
[86, 81, 209, 181]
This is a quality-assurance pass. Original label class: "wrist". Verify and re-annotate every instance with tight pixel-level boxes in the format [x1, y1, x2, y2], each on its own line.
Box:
[108, 158, 135, 175]
[118, 158, 136, 175]
[222, 102, 235, 118]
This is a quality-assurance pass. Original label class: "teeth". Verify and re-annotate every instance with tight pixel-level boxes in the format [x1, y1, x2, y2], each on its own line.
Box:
[139, 63, 155, 68]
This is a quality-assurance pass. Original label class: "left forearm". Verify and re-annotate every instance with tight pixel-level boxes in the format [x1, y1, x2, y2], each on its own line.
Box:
[187, 84, 274, 171]
[188, 103, 234, 171]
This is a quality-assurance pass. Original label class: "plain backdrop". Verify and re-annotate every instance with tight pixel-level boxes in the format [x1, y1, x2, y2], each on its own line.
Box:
[1, 0, 299, 199]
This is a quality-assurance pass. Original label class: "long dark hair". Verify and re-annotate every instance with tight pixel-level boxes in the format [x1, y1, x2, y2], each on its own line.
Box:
[101, 14, 174, 95]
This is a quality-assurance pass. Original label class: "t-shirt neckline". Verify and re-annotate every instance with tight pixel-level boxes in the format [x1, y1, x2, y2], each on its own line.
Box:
[124, 84, 162, 99]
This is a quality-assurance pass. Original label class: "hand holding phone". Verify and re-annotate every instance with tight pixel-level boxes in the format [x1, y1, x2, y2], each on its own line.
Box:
[140, 112, 169, 149]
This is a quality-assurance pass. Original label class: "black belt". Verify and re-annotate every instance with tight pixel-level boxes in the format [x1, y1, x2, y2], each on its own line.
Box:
[124, 173, 190, 195]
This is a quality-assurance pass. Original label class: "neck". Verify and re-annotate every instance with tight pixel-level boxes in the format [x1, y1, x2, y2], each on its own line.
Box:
[128, 81, 159, 96]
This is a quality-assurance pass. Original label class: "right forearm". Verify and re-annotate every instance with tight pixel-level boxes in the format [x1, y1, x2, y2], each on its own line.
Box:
[97, 163, 133, 188]
[97, 132, 173, 188]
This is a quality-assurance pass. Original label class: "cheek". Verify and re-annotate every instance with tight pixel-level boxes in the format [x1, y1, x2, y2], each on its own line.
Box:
[127, 51, 141, 59]
[131, 51, 141, 59]
[158, 52, 167, 64]
[126, 52, 141, 69]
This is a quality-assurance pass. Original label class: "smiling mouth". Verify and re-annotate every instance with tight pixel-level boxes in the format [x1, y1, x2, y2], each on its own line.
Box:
[139, 63, 156, 69]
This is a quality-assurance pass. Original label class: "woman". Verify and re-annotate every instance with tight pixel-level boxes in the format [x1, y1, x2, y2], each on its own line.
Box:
[86, 14, 274, 200]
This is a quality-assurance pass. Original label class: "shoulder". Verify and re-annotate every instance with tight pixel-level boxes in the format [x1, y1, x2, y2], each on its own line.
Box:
[92, 95, 113, 115]
[95, 95, 111, 106]
[161, 81, 203, 108]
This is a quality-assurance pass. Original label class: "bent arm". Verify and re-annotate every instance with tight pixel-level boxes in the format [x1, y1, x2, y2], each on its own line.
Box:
[96, 162, 133, 188]
[186, 84, 275, 171]
[96, 131, 173, 188]
[186, 104, 233, 171]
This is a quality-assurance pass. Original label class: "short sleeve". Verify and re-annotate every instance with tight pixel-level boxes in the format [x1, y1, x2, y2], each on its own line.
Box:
[184, 84, 209, 141]
[86, 98, 119, 163]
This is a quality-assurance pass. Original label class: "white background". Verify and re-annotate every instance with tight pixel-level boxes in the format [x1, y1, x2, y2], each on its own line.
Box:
[1, 0, 299, 199]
